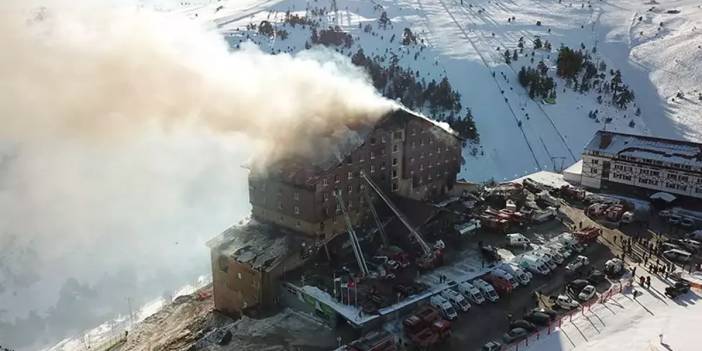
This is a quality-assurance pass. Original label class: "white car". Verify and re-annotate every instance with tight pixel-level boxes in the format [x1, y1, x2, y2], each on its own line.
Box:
[457, 281, 486, 304]
[566, 255, 590, 272]
[555, 295, 580, 310]
[578, 285, 596, 301]
[441, 289, 471, 312]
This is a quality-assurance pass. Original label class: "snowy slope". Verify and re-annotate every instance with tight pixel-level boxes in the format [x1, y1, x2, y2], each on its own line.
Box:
[170, 0, 701, 182]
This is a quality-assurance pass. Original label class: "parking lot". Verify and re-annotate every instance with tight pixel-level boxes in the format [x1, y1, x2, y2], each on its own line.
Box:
[436, 203, 621, 350]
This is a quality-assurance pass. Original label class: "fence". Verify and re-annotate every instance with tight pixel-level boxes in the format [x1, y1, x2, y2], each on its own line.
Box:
[501, 282, 624, 351]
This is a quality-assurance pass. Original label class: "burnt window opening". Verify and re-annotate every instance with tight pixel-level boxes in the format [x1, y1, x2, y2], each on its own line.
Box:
[218, 255, 229, 273]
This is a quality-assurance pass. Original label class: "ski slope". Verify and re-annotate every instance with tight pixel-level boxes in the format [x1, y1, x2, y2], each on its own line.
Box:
[170, 0, 700, 182]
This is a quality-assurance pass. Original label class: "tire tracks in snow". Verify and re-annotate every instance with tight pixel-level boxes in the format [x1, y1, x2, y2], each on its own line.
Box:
[422, 0, 543, 170]
[450, 0, 578, 164]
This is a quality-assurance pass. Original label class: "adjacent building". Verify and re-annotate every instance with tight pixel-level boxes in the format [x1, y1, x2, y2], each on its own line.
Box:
[580, 130, 702, 199]
[247, 107, 463, 239]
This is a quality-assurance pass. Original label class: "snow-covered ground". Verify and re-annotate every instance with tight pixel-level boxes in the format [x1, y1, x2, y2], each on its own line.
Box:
[521, 272, 702, 351]
[6, 0, 699, 349]
[171, 0, 701, 184]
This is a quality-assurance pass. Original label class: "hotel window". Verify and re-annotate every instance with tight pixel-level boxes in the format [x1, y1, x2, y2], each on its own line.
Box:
[334, 175, 340, 183]
[393, 131, 403, 139]
[370, 165, 375, 173]
[411, 141, 416, 149]
[381, 161, 386, 170]
[393, 144, 399, 153]
[294, 206, 300, 215]
[392, 182, 399, 191]
[410, 157, 415, 163]
[347, 185, 353, 194]
[370, 137, 376, 145]
[392, 168, 398, 178]
[323, 178, 328, 186]
[348, 171, 353, 180]
[293, 192, 300, 201]
[359, 153, 364, 162]
[323, 192, 329, 202]
[392, 158, 398, 166]
[381, 135, 386, 143]
[278, 201, 283, 210]
[370, 151, 375, 159]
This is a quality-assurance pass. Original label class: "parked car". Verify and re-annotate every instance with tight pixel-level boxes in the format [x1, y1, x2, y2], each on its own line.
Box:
[440, 289, 471, 312]
[430, 295, 458, 320]
[518, 255, 550, 275]
[509, 319, 537, 332]
[481, 341, 503, 351]
[578, 285, 596, 301]
[502, 328, 529, 344]
[532, 308, 558, 321]
[681, 217, 695, 228]
[669, 215, 682, 224]
[587, 269, 606, 284]
[457, 281, 485, 304]
[506, 233, 531, 248]
[566, 279, 591, 295]
[566, 255, 590, 272]
[663, 249, 692, 263]
[497, 263, 531, 285]
[473, 279, 500, 302]
[665, 281, 691, 298]
[492, 268, 520, 288]
[524, 311, 551, 326]
[484, 274, 513, 295]
[555, 295, 580, 310]
[604, 258, 624, 277]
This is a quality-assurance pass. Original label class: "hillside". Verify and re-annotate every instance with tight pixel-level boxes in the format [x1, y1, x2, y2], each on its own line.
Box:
[165, 0, 700, 182]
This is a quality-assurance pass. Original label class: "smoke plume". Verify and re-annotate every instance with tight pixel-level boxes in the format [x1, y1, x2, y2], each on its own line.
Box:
[0, 1, 393, 349]
[0, 2, 394, 166]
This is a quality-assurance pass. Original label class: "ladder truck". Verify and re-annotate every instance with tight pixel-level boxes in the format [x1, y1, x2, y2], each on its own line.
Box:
[360, 172, 443, 270]
[333, 190, 370, 278]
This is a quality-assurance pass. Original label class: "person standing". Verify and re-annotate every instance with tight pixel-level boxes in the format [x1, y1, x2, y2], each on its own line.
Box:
[646, 276, 651, 288]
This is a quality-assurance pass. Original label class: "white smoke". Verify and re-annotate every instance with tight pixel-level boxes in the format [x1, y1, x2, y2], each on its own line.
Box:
[0, 1, 394, 349]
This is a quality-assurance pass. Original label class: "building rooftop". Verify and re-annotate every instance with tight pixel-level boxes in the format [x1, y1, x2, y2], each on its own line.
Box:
[207, 220, 308, 271]
[257, 106, 460, 187]
[584, 130, 702, 169]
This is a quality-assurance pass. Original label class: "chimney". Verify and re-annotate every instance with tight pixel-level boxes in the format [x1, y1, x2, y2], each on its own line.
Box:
[599, 132, 613, 149]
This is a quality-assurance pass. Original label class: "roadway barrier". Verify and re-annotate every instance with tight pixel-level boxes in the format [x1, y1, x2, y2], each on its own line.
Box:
[502, 284, 625, 351]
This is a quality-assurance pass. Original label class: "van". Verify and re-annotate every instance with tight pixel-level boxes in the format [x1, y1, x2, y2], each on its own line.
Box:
[498, 264, 531, 285]
[555, 232, 584, 253]
[547, 242, 572, 258]
[457, 281, 485, 304]
[440, 289, 471, 312]
[663, 249, 692, 263]
[430, 295, 458, 320]
[493, 268, 520, 288]
[506, 233, 531, 248]
[534, 251, 559, 268]
[519, 255, 550, 275]
[473, 279, 500, 302]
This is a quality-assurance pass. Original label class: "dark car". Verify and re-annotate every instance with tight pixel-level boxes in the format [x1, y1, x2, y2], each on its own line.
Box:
[665, 281, 691, 298]
[509, 319, 537, 332]
[531, 308, 558, 320]
[587, 269, 606, 284]
[481, 245, 501, 262]
[524, 311, 551, 326]
[502, 327, 529, 344]
[566, 279, 590, 294]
